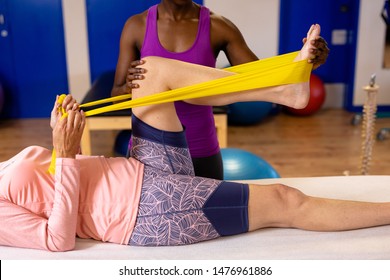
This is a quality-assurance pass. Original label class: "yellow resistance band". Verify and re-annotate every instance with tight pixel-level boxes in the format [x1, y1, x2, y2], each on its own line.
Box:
[83, 51, 311, 116]
[48, 51, 312, 174]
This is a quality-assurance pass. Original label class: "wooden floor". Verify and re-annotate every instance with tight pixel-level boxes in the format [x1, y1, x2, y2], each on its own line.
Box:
[0, 108, 389, 178]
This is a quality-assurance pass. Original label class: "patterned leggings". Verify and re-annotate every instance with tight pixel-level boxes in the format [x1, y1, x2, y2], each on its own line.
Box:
[129, 136, 221, 246]
[129, 115, 248, 246]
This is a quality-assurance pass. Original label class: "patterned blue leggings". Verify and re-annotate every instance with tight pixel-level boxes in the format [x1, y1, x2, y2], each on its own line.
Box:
[129, 115, 248, 246]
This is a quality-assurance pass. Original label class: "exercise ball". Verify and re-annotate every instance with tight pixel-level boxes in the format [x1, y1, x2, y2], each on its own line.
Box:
[228, 101, 273, 125]
[114, 130, 131, 156]
[0, 82, 4, 114]
[221, 148, 280, 180]
[286, 74, 326, 116]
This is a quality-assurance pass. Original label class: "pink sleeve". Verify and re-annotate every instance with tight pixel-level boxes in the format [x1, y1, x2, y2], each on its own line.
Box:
[0, 158, 80, 252]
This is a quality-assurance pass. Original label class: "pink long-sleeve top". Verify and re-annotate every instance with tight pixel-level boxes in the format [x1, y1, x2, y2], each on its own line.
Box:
[0, 146, 144, 251]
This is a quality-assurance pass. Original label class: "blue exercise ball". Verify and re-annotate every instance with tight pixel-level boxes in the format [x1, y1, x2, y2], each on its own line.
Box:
[228, 101, 273, 125]
[114, 130, 131, 156]
[221, 148, 280, 180]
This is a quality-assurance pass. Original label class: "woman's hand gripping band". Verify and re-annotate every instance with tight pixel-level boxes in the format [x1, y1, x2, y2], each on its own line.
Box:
[48, 94, 85, 174]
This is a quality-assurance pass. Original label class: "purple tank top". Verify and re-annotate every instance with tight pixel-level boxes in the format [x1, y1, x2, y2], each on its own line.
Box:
[140, 5, 219, 158]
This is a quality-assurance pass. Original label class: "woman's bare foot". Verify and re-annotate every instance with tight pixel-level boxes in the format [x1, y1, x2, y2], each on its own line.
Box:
[294, 24, 321, 62]
[284, 24, 321, 109]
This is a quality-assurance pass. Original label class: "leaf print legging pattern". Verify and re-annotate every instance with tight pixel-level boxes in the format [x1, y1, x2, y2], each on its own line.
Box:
[129, 165, 221, 246]
[129, 115, 249, 246]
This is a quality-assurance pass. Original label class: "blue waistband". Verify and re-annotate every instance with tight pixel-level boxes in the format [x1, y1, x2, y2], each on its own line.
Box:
[131, 114, 188, 148]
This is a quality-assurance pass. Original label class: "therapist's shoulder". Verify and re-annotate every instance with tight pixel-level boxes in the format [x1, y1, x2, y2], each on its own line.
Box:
[121, 10, 148, 38]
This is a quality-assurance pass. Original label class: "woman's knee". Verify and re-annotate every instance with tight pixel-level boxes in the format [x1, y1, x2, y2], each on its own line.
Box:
[272, 183, 307, 210]
[132, 56, 170, 97]
[248, 183, 308, 230]
[266, 184, 309, 228]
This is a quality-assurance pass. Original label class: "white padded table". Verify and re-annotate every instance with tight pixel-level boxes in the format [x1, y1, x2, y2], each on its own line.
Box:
[1, 176, 390, 260]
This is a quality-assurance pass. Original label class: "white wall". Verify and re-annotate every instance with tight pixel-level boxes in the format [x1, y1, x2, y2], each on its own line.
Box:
[354, 0, 390, 106]
[62, 0, 91, 102]
[204, 0, 280, 68]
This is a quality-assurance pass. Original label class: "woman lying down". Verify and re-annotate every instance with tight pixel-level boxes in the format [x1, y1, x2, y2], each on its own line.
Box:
[1, 24, 390, 252]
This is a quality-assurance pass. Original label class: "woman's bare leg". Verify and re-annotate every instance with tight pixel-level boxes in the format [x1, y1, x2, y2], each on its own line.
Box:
[247, 183, 390, 232]
[131, 24, 320, 131]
